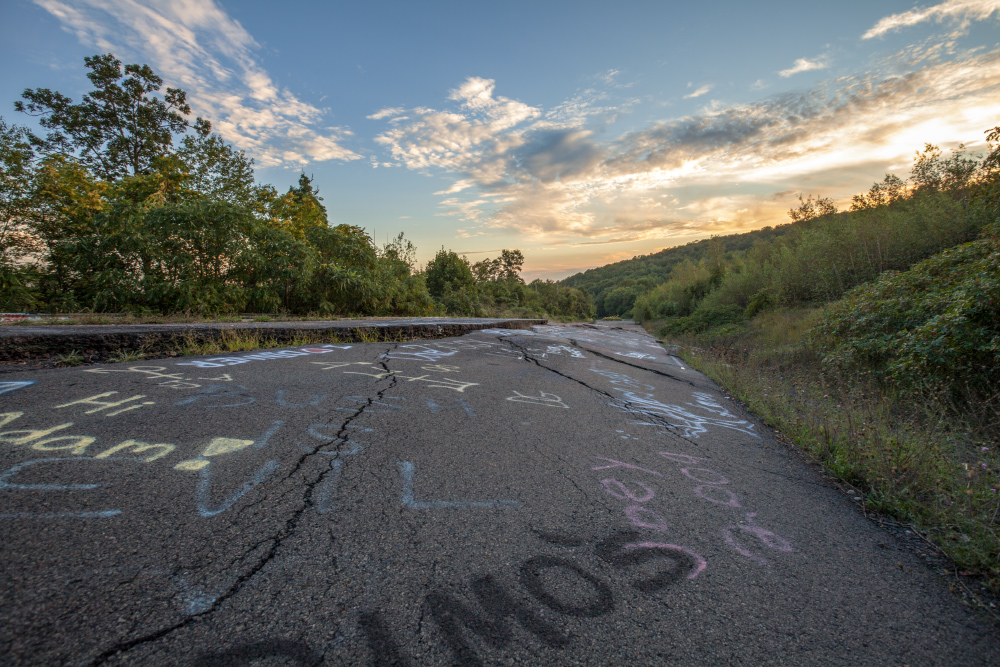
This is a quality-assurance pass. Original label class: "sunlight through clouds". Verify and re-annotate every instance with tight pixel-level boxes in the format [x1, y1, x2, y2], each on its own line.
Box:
[33, 0, 361, 167]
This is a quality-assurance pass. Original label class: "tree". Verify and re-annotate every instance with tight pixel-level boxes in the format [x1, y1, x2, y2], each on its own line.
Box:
[177, 133, 271, 214]
[15, 54, 209, 180]
[471, 249, 525, 283]
[0, 119, 37, 263]
[787, 194, 837, 223]
[425, 248, 475, 298]
[270, 174, 328, 239]
[850, 173, 907, 211]
[910, 143, 980, 196]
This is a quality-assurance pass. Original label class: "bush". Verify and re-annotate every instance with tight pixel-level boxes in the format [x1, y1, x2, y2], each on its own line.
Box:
[810, 222, 1000, 397]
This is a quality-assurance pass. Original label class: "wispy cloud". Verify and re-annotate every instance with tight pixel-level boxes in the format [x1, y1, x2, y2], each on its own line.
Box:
[863, 0, 1000, 39]
[33, 0, 361, 167]
[779, 57, 828, 77]
[683, 83, 714, 99]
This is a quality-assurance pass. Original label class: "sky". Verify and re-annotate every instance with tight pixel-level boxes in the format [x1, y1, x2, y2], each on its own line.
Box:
[1, 0, 998, 280]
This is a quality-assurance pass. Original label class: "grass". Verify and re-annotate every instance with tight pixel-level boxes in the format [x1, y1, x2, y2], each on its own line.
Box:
[654, 309, 1000, 601]
[54, 350, 85, 366]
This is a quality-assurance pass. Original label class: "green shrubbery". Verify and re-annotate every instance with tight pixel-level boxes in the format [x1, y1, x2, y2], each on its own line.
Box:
[811, 221, 1000, 398]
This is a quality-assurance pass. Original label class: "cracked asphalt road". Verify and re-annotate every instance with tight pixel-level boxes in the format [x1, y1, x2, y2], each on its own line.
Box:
[1, 322, 996, 666]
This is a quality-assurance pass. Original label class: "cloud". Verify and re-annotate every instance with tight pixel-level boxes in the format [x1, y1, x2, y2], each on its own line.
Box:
[863, 0, 1000, 38]
[779, 57, 828, 77]
[369, 48, 1000, 244]
[683, 83, 714, 99]
[33, 0, 360, 167]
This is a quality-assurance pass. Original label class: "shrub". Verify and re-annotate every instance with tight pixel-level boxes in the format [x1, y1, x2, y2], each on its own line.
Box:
[810, 222, 1000, 397]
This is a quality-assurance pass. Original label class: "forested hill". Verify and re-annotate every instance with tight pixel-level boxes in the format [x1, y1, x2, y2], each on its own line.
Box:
[559, 224, 794, 317]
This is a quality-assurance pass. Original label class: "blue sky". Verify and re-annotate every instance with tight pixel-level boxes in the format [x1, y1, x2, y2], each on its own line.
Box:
[2, 0, 998, 279]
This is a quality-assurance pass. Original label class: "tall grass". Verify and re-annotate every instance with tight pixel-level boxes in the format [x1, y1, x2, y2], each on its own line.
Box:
[663, 311, 1000, 596]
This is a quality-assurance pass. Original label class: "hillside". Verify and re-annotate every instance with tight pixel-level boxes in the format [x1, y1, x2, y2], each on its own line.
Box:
[560, 224, 794, 317]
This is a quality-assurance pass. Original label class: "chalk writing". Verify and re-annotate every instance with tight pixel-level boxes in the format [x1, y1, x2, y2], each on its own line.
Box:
[398, 461, 520, 509]
[196, 459, 280, 518]
[385, 344, 459, 362]
[424, 397, 475, 417]
[506, 391, 569, 408]
[344, 368, 479, 393]
[54, 391, 155, 417]
[0, 457, 123, 518]
[0, 381, 35, 396]
[177, 344, 351, 368]
[174, 384, 255, 408]
[96, 440, 175, 462]
[588, 369, 758, 439]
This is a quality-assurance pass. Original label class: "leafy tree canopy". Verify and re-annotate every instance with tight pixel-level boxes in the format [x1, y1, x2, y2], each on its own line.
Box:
[15, 53, 210, 180]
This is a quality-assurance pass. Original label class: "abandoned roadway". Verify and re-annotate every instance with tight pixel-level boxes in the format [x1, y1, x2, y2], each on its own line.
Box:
[0, 322, 995, 666]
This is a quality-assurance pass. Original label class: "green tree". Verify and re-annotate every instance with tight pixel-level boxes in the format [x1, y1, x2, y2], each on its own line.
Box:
[270, 174, 328, 239]
[787, 194, 837, 223]
[0, 119, 39, 308]
[16, 54, 210, 180]
[177, 133, 270, 213]
[425, 248, 475, 299]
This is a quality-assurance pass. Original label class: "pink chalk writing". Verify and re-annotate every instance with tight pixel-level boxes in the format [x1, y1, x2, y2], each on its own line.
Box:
[623, 543, 707, 579]
[600, 479, 655, 503]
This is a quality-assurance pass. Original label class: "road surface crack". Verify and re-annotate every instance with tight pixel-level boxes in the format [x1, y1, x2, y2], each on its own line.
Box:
[84, 348, 399, 666]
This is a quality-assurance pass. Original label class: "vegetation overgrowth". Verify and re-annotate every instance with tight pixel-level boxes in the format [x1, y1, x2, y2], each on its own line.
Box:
[615, 127, 1000, 594]
[0, 54, 594, 322]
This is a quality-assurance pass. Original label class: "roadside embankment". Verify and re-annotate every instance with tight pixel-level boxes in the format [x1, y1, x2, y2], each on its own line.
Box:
[0, 318, 546, 365]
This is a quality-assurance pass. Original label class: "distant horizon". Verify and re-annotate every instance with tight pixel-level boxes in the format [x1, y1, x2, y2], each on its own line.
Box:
[2, 0, 998, 281]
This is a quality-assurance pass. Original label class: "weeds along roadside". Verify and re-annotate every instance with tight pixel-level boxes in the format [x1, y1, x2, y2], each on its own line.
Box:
[653, 311, 1000, 600]
[48, 326, 430, 367]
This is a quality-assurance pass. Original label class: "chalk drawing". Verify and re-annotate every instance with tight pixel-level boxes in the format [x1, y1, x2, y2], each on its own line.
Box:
[174, 384, 255, 408]
[622, 543, 706, 579]
[345, 368, 479, 393]
[275, 389, 327, 409]
[543, 345, 585, 359]
[0, 381, 35, 396]
[612, 390, 758, 439]
[312, 361, 375, 371]
[421, 364, 461, 373]
[623, 505, 670, 531]
[85, 365, 203, 389]
[506, 391, 569, 408]
[424, 397, 476, 417]
[54, 391, 155, 417]
[386, 345, 460, 362]
[174, 421, 283, 470]
[398, 461, 520, 509]
[333, 396, 405, 413]
[196, 459, 280, 517]
[96, 440, 175, 462]
[591, 457, 664, 478]
[0, 418, 95, 455]
[177, 344, 350, 368]
[694, 485, 741, 507]
[615, 352, 655, 360]
[600, 479, 655, 503]
[305, 423, 366, 456]
[315, 459, 343, 514]
[0, 457, 124, 518]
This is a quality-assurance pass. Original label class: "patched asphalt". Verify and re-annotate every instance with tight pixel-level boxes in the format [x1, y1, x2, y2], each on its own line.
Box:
[0, 321, 996, 666]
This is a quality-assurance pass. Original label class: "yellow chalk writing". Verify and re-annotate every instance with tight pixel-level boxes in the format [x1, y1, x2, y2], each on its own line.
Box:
[54, 391, 155, 416]
[201, 437, 255, 457]
[0, 412, 24, 429]
[96, 440, 175, 462]
[174, 459, 211, 471]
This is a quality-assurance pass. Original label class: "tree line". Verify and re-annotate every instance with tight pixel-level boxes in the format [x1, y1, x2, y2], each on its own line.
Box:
[0, 54, 594, 321]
